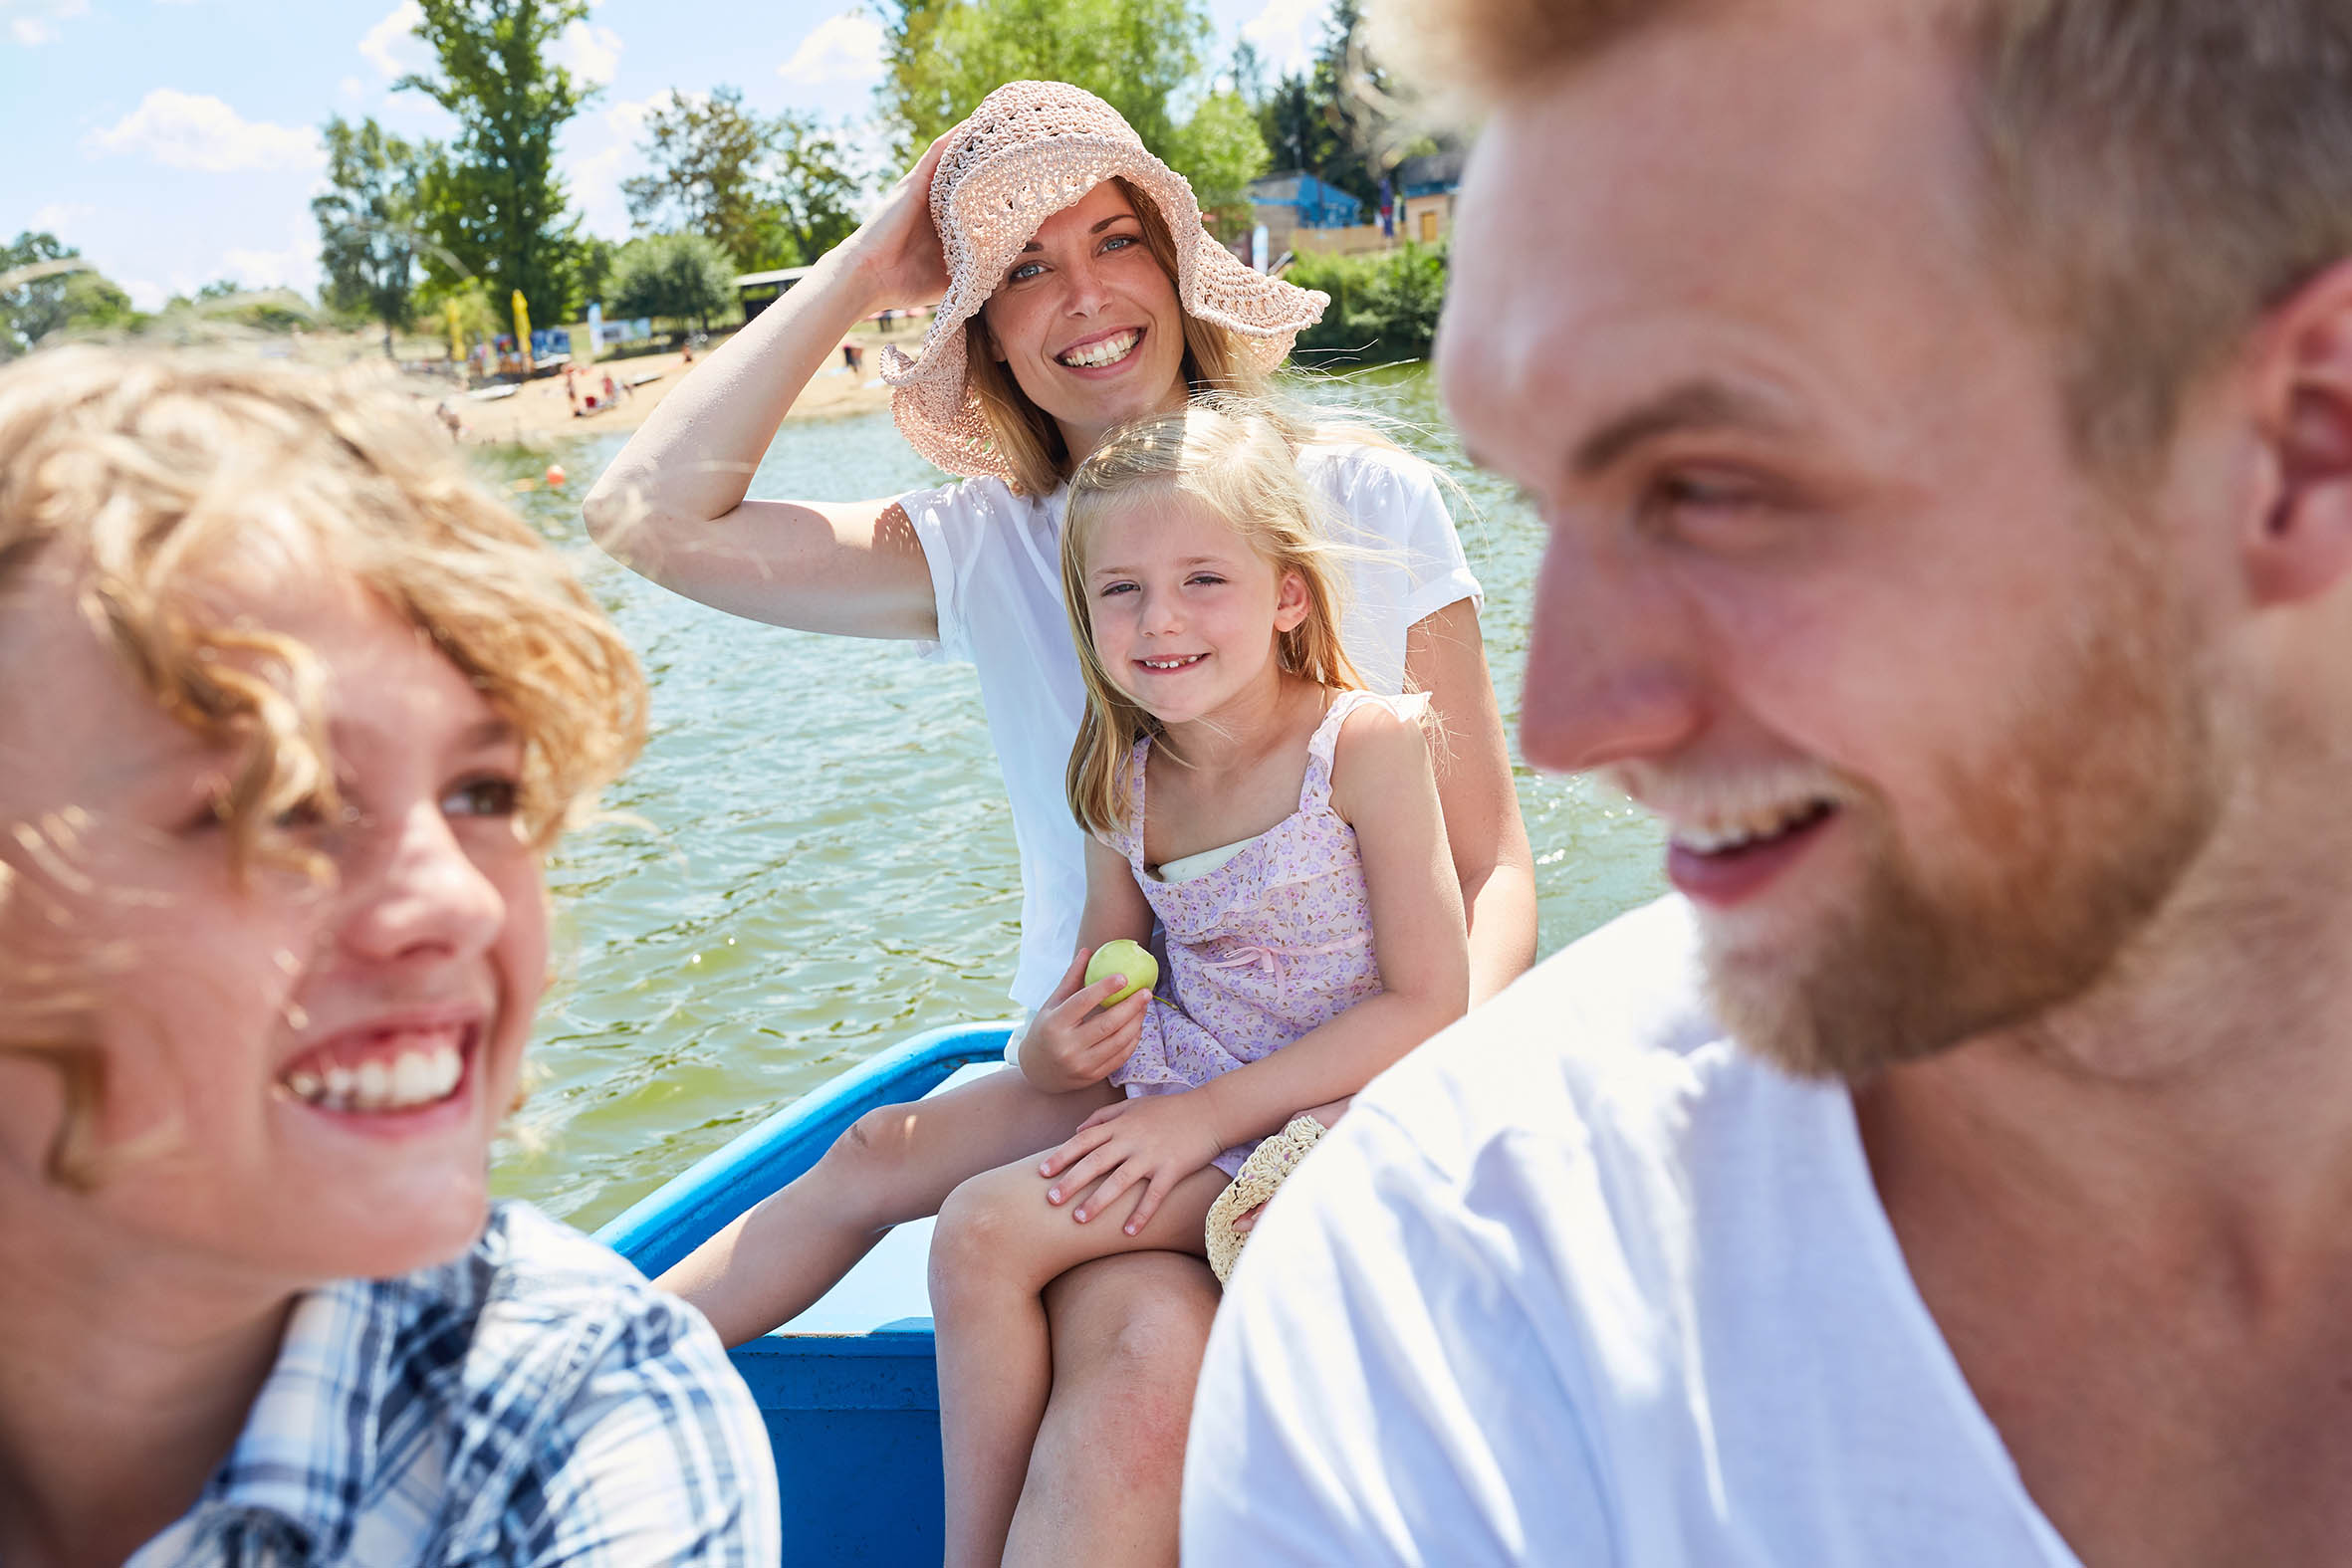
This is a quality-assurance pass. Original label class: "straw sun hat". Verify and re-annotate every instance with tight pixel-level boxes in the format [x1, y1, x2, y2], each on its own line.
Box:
[879, 80, 1329, 484]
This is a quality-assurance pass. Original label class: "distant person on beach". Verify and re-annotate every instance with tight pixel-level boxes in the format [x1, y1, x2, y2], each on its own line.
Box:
[0, 348, 779, 1567]
[909, 400, 1468, 1563]
[585, 79, 1533, 1560]
[1186, 1, 2352, 1562]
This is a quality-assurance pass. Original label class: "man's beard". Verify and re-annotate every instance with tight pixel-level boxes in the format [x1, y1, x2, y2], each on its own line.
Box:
[1702, 527, 2228, 1083]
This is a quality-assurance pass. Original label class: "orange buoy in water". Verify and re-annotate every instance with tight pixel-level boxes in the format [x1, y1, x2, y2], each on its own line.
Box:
[545, 463, 568, 488]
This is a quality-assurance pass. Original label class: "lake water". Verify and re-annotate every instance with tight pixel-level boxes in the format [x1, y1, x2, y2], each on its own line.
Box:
[484, 365, 1667, 1232]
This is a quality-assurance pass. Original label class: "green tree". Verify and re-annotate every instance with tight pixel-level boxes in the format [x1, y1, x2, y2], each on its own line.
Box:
[1255, 0, 1427, 210]
[872, 0, 1265, 221]
[622, 90, 863, 271]
[1165, 88, 1269, 234]
[623, 87, 776, 268]
[399, 0, 593, 322]
[1, 233, 136, 358]
[608, 232, 735, 335]
[314, 115, 430, 356]
[760, 112, 863, 267]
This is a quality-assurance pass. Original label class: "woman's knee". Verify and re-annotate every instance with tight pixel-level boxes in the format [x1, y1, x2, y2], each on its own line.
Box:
[1047, 1255, 1219, 1387]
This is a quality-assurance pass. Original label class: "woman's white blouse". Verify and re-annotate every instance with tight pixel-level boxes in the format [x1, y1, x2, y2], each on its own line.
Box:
[902, 440, 1483, 1009]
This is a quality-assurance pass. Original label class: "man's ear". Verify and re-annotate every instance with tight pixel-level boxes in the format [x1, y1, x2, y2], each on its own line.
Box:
[2248, 259, 2352, 604]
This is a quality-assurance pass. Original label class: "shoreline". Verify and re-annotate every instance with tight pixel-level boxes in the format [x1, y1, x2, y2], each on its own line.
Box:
[436, 337, 897, 450]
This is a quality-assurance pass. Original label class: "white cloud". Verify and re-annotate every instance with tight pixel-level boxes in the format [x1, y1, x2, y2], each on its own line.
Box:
[1240, 0, 1324, 75]
[4, 0, 87, 47]
[555, 18, 620, 85]
[29, 201, 94, 236]
[221, 218, 319, 296]
[778, 10, 882, 88]
[571, 142, 633, 240]
[359, 1, 423, 80]
[121, 278, 167, 312]
[86, 90, 325, 174]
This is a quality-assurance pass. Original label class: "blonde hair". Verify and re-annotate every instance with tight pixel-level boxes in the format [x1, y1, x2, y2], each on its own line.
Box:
[1376, 0, 2352, 475]
[0, 345, 647, 1186]
[969, 177, 1270, 498]
[1060, 398, 1367, 839]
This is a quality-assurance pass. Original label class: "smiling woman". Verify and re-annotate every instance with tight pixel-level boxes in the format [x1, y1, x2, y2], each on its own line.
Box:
[0, 347, 779, 1568]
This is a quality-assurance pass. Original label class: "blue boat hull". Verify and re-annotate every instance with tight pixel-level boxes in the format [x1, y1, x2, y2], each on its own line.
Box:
[596, 1021, 1016, 1566]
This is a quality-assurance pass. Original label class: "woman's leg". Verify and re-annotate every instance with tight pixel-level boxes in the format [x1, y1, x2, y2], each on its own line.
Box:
[1003, 1251, 1221, 1567]
[930, 1158, 1228, 1568]
[656, 1067, 1117, 1346]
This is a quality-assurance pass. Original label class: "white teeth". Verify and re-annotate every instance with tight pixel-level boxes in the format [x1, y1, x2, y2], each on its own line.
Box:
[390, 1051, 436, 1103]
[281, 1032, 466, 1113]
[1059, 330, 1139, 368]
[1140, 654, 1202, 670]
[1670, 797, 1832, 855]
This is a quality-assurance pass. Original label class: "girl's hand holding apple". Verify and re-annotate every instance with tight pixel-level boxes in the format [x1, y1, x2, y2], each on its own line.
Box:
[1014, 945, 1152, 1092]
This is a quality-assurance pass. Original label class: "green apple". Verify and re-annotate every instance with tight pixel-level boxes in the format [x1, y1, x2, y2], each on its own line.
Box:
[1085, 939, 1158, 1007]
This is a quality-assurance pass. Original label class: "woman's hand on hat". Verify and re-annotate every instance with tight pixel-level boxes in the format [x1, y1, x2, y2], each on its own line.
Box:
[1015, 947, 1147, 1093]
[836, 130, 956, 311]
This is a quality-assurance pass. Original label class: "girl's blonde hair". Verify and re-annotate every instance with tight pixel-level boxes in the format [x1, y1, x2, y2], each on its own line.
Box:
[1060, 397, 1367, 839]
[967, 178, 1270, 498]
[0, 345, 647, 1187]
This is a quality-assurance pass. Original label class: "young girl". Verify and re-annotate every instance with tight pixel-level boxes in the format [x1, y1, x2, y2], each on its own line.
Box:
[926, 400, 1471, 1564]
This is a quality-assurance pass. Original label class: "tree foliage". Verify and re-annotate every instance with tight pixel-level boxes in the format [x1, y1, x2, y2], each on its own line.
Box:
[873, 0, 1267, 234]
[314, 115, 430, 354]
[622, 88, 863, 270]
[623, 88, 774, 268]
[608, 232, 736, 332]
[1249, 0, 1429, 209]
[399, 0, 593, 322]
[1, 233, 136, 358]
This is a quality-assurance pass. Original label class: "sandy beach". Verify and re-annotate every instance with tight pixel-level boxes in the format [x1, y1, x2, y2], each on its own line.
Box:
[439, 330, 898, 449]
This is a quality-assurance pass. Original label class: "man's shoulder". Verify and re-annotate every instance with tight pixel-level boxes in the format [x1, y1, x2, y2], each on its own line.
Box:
[1354, 895, 1732, 1174]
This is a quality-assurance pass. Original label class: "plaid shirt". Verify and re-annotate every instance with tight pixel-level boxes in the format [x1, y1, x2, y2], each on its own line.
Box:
[126, 1202, 780, 1567]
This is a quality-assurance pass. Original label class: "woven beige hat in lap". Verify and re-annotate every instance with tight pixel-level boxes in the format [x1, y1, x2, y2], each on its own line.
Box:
[880, 80, 1328, 484]
[1204, 1112, 1328, 1284]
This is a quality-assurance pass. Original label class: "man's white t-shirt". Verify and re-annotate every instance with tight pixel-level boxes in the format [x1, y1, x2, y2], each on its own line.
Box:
[902, 441, 1481, 1009]
[1183, 896, 2085, 1567]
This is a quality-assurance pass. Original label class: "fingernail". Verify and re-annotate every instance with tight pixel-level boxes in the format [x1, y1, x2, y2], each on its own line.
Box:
[1125, 1223, 1138, 1235]
[1073, 1209, 1087, 1223]
[1047, 1187, 1060, 1202]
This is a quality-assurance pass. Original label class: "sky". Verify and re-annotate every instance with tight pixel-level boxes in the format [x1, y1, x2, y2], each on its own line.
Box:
[0, 0, 1335, 311]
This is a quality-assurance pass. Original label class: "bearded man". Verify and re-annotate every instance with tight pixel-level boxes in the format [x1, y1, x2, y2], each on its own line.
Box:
[1184, 2, 2352, 1563]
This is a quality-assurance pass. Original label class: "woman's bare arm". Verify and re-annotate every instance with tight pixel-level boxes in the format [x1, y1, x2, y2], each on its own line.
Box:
[1408, 597, 1538, 1004]
[581, 138, 955, 641]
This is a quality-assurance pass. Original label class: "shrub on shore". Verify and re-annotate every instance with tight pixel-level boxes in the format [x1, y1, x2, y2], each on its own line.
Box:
[1286, 241, 1448, 365]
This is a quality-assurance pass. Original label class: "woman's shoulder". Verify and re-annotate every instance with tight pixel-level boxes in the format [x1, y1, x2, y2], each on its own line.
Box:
[894, 471, 1041, 528]
[1296, 434, 1443, 497]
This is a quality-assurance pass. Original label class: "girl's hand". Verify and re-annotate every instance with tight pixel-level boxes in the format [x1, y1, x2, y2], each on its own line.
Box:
[1231, 1096, 1352, 1234]
[1017, 947, 1148, 1093]
[832, 132, 954, 312]
[1040, 1094, 1225, 1235]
